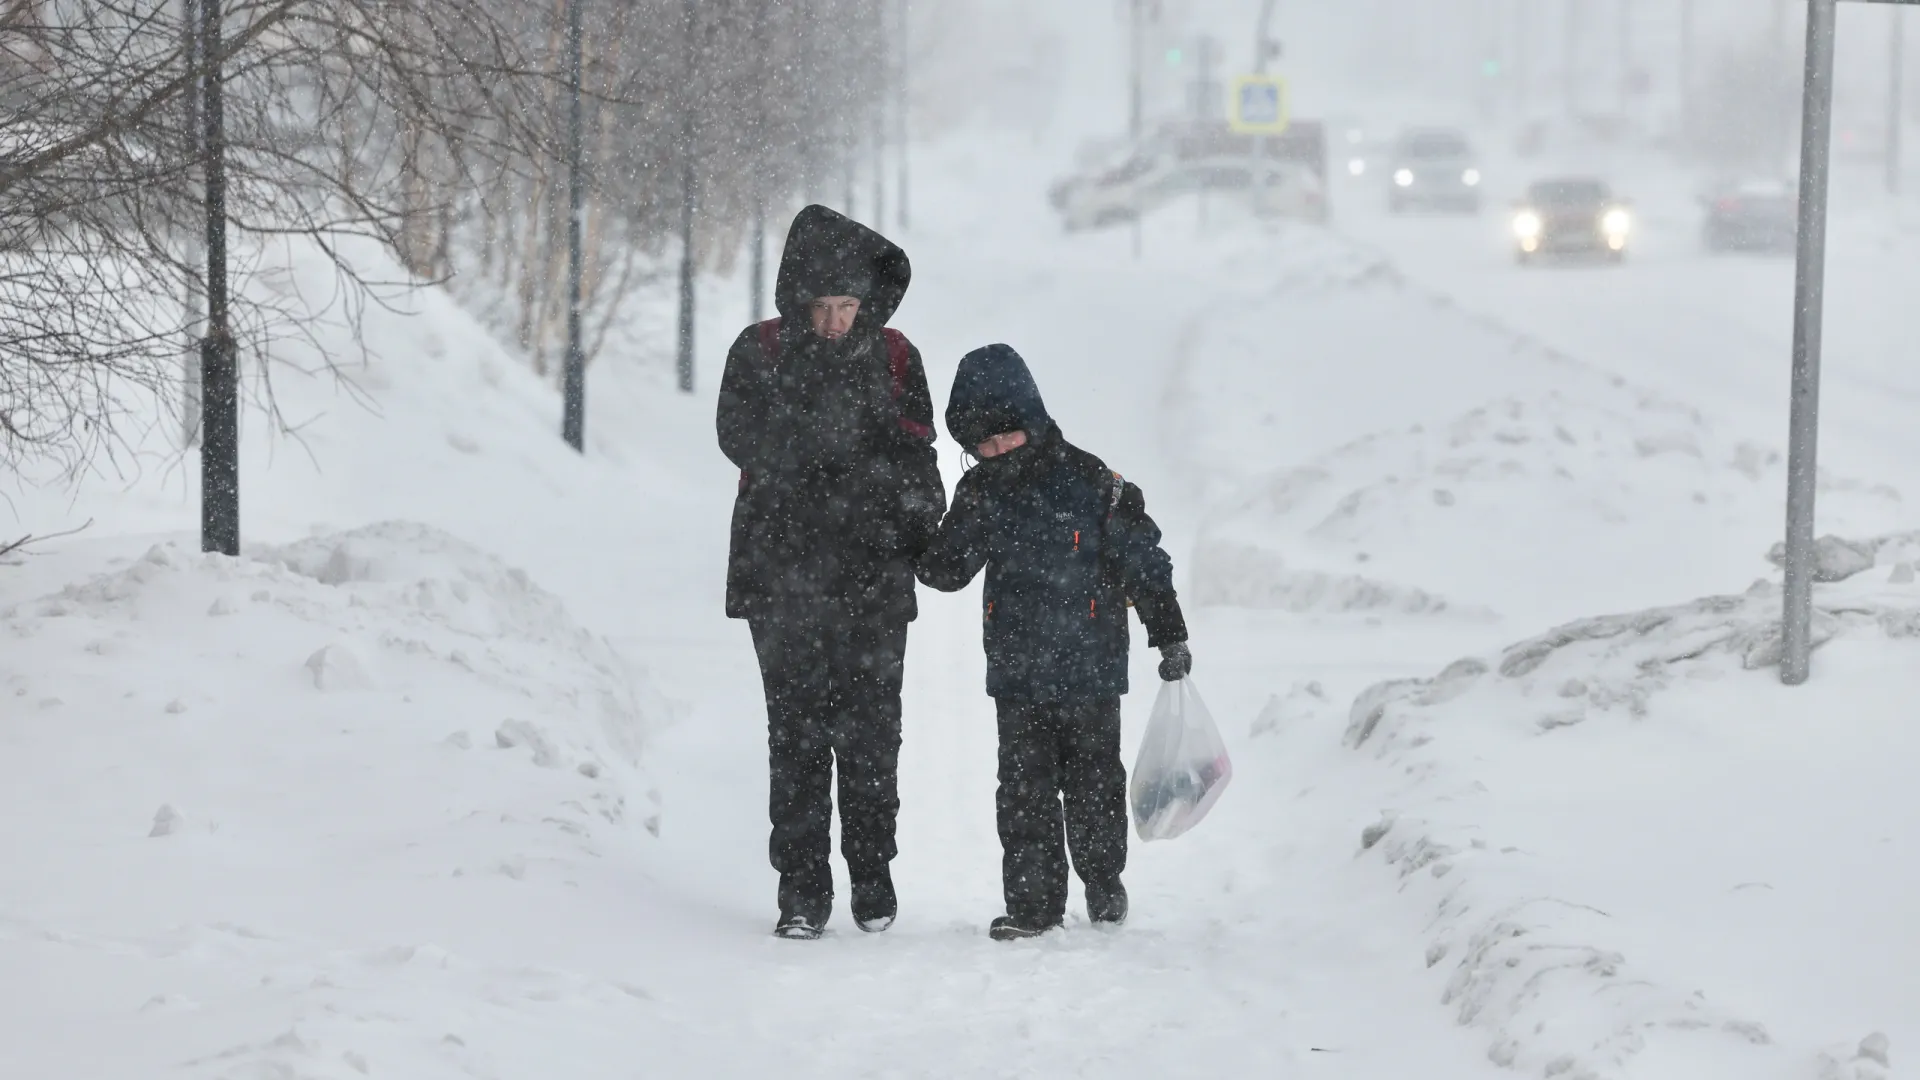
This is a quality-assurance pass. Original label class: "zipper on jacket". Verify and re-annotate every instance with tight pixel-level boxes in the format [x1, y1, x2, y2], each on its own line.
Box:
[1090, 598, 1097, 619]
[1073, 530, 1080, 553]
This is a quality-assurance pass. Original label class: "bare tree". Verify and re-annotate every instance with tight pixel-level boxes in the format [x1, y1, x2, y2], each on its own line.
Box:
[0, 0, 548, 476]
[0, 0, 899, 474]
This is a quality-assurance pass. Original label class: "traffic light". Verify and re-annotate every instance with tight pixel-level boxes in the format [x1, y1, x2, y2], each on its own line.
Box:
[1481, 58, 1501, 78]
[1165, 46, 1183, 66]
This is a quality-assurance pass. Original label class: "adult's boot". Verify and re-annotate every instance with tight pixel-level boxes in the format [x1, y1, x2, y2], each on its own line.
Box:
[851, 866, 897, 933]
[775, 866, 833, 940]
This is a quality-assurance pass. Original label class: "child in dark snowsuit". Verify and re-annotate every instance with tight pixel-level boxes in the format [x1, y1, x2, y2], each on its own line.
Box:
[917, 344, 1192, 941]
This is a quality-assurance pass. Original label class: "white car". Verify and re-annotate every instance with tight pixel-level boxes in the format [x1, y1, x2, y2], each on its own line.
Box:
[1059, 153, 1167, 231]
[1386, 128, 1483, 214]
[1062, 155, 1327, 231]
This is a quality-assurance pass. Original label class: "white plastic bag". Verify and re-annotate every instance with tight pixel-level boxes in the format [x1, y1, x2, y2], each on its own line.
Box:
[1129, 678, 1234, 841]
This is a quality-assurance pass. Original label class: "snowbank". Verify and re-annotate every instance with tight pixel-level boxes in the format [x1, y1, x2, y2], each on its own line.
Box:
[1342, 560, 1916, 1080]
[0, 523, 664, 1078]
[1170, 230, 1903, 625]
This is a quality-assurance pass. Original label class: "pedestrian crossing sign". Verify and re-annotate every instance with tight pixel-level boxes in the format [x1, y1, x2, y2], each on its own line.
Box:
[1229, 75, 1290, 134]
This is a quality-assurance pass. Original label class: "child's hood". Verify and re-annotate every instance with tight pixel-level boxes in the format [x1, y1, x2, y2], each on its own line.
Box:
[946, 344, 1054, 450]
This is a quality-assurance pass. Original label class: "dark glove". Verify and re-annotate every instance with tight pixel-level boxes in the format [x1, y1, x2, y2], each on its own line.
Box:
[1158, 641, 1192, 682]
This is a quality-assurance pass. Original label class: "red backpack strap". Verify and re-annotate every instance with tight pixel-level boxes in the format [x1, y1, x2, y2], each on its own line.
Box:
[756, 318, 783, 361]
[882, 329, 934, 440]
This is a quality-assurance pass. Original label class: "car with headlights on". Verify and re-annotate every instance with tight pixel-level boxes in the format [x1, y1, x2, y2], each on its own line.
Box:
[1510, 178, 1632, 264]
[1385, 128, 1482, 214]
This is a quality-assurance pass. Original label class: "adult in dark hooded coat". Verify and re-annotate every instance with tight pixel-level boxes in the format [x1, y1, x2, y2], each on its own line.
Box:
[716, 205, 944, 940]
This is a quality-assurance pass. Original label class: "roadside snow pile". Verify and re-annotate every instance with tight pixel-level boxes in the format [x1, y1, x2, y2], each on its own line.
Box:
[1344, 564, 1916, 1080]
[1192, 389, 1902, 626]
[1165, 227, 1902, 625]
[0, 523, 664, 1077]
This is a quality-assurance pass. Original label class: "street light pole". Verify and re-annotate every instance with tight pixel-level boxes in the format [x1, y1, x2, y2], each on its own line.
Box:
[1564, 0, 1580, 120]
[181, 0, 204, 451]
[1891, 5, 1906, 195]
[1129, 0, 1143, 259]
[897, 0, 909, 231]
[562, 0, 586, 451]
[675, 0, 697, 395]
[200, 0, 238, 557]
[1781, 0, 1840, 686]
[872, 2, 885, 227]
[1680, 0, 1695, 148]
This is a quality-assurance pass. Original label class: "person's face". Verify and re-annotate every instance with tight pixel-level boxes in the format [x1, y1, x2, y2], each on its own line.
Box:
[976, 430, 1029, 459]
[808, 296, 861, 339]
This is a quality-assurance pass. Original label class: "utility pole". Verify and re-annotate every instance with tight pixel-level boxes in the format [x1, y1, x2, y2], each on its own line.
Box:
[1129, 0, 1144, 259]
[1781, 0, 1839, 686]
[1680, 0, 1695, 148]
[749, 0, 767, 321]
[562, 0, 586, 451]
[200, 0, 238, 556]
[675, 0, 697, 394]
[1129, 0, 1144, 139]
[896, 0, 909, 231]
[1618, 0, 1633, 114]
[1253, 0, 1278, 73]
[872, 0, 885, 227]
[1565, 0, 1580, 120]
[1514, 0, 1528, 115]
[181, 0, 204, 451]
[1891, 4, 1905, 195]
[842, 135, 856, 217]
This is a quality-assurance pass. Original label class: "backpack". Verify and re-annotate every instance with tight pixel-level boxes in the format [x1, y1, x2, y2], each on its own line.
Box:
[1096, 465, 1135, 608]
[737, 319, 930, 493]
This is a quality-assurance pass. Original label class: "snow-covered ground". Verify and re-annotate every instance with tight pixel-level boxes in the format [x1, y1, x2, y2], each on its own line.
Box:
[4, 125, 1916, 1079]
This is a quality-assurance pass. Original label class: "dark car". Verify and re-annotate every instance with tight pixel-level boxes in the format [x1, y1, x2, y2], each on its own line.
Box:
[1386, 128, 1482, 214]
[1702, 179, 1797, 254]
[1511, 178, 1632, 264]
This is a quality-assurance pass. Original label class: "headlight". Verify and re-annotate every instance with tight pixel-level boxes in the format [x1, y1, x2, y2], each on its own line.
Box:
[1394, 168, 1414, 187]
[1462, 168, 1481, 187]
[1602, 208, 1632, 235]
[1349, 157, 1367, 176]
[1513, 210, 1543, 239]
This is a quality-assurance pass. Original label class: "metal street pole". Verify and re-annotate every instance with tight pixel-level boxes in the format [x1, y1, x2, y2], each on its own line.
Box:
[1891, 5, 1906, 194]
[897, 0, 909, 231]
[1253, 0, 1278, 74]
[676, 0, 697, 395]
[181, 0, 204, 451]
[1129, 0, 1143, 259]
[562, 0, 586, 451]
[749, 1, 768, 320]
[1514, 0, 1528, 114]
[1129, 0, 1143, 138]
[1565, 0, 1580, 119]
[872, 0, 885, 227]
[1781, 0, 1839, 686]
[1680, 0, 1695, 148]
[1618, 0, 1633, 114]
[199, 0, 238, 557]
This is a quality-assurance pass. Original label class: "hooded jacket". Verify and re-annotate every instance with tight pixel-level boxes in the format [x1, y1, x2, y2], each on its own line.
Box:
[919, 344, 1188, 701]
[717, 206, 944, 621]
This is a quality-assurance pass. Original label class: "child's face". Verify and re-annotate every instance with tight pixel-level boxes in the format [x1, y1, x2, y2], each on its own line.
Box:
[976, 430, 1029, 459]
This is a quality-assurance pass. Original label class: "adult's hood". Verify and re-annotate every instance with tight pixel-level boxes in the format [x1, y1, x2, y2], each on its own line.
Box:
[946, 344, 1054, 450]
[774, 204, 911, 328]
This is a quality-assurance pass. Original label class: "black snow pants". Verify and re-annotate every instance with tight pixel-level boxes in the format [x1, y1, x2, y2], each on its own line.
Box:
[750, 613, 908, 899]
[995, 697, 1129, 922]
